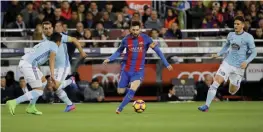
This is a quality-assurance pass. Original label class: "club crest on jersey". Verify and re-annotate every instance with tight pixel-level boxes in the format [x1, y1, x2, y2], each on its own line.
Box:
[231, 43, 240, 50]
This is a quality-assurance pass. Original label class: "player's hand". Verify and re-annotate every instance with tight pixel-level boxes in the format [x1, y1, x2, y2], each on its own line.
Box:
[50, 76, 56, 86]
[80, 52, 87, 59]
[167, 65, 173, 71]
[241, 62, 248, 69]
[97, 96, 104, 102]
[211, 54, 219, 58]
[103, 59, 110, 65]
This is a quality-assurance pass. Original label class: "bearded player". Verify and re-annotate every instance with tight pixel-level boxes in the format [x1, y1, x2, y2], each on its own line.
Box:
[103, 21, 173, 114]
[41, 21, 87, 112]
[198, 16, 257, 112]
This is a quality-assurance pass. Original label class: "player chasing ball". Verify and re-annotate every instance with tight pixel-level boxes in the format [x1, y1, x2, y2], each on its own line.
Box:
[198, 16, 257, 112]
[6, 32, 62, 115]
[103, 21, 173, 114]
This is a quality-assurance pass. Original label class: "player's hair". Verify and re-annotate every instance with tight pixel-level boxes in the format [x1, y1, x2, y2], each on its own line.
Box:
[234, 16, 245, 23]
[19, 77, 25, 80]
[50, 32, 62, 43]
[42, 21, 52, 27]
[56, 21, 64, 26]
[131, 21, 141, 28]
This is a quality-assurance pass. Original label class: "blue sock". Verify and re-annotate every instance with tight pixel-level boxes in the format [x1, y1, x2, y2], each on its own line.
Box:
[16, 90, 43, 104]
[205, 82, 219, 107]
[118, 89, 136, 111]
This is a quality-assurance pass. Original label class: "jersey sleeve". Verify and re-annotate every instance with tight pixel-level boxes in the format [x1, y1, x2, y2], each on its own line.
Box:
[217, 33, 231, 56]
[247, 34, 256, 49]
[145, 35, 154, 45]
[108, 39, 126, 61]
[61, 34, 69, 43]
[245, 34, 257, 63]
[49, 42, 58, 53]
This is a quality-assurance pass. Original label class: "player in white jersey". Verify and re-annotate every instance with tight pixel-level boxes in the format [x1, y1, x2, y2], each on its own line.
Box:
[198, 16, 257, 112]
[42, 21, 87, 112]
[6, 33, 62, 115]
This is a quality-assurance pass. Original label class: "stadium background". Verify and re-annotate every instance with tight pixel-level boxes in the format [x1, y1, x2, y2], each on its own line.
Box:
[1, 1, 263, 103]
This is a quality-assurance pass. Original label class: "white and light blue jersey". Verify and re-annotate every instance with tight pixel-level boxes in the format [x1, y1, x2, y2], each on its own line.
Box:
[43, 33, 70, 68]
[55, 33, 70, 68]
[217, 32, 257, 68]
[22, 40, 58, 67]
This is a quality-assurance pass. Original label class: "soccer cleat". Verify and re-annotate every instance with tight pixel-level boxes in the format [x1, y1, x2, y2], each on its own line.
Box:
[6, 100, 17, 115]
[198, 105, 209, 112]
[26, 105, 43, 115]
[64, 104, 76, 112]
[115, 107, 122, 114]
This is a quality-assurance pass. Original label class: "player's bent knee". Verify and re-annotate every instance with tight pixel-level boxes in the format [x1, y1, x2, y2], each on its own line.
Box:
[214, 75, 224, 85]
[229, 84, 239, 95]
[117, 88, 126, 94]
[130, 80, 141, 91]
[29, 80, 43, 89]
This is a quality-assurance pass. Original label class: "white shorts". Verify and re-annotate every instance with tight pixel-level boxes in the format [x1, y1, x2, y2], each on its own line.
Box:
[18, 60, 43, 88]
[54, 67, 71, 82]
[216, 61, 245, 87]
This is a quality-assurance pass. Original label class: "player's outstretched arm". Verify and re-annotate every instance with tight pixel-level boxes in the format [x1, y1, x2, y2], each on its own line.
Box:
[217, 35, 231, 57]
[68, 37, 87, 58]
[150, 43, 173, 71]
[104, 42, 125, 65]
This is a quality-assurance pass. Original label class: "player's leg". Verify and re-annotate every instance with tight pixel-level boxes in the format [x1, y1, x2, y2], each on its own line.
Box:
[26, 70, 46, 115]
[198, 62, 230, 112]
[6, 65, 44, 115]
[117, 70, 130, 95]
[116, 71, 143, 114]
[53, 67, 75, 112]
[228, 72, 243, 95]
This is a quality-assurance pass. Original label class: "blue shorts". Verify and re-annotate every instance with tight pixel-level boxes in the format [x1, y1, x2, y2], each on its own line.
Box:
[118, 70, 144, 88]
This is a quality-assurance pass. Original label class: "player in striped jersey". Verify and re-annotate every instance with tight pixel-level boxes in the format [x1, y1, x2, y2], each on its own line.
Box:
[6, 33, 62, 115]
[103, 21, 173, 114]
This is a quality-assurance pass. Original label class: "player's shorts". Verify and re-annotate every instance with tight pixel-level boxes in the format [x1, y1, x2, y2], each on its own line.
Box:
[118, 70, 144, 88]
[216, 61, 245, 87]
[18, 60, 43, 88]
[54, 67, 71, 82]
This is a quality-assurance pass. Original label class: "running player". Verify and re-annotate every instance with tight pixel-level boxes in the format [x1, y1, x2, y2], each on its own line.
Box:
[6, 32, 62, 115]
[198, 16, 257, 112]
[41, 21, 87, 112]
[103, 21, 173, 114]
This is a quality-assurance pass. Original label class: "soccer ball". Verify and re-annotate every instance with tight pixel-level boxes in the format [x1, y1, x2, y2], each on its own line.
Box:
[133, 100, 146, 113]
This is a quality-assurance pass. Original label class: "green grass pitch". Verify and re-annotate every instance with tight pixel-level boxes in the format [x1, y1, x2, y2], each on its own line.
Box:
[2, 102, 263, 132]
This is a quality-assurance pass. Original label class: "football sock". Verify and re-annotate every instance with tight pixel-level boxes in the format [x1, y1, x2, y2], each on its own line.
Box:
[59, 79, 73, 90]
[16, 89, 43, 105]
[29, 81, 47, 105]
[55, 88, 73, 105]
[205, 81, 220, 107]
[118, 89, 136, 111]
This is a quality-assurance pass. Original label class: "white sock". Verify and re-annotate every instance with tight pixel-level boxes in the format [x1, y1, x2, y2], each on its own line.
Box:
[59, 79, 72, 90]
[55, 88, 72, 105]
[205, 82, 220, 107]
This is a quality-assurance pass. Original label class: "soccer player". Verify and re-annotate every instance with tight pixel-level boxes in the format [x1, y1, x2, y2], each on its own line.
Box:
[198, 16, 257, 112]
[42, 21, 87, 112]
[6, 32, 62, 115]
[103, 21, 173, 114]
